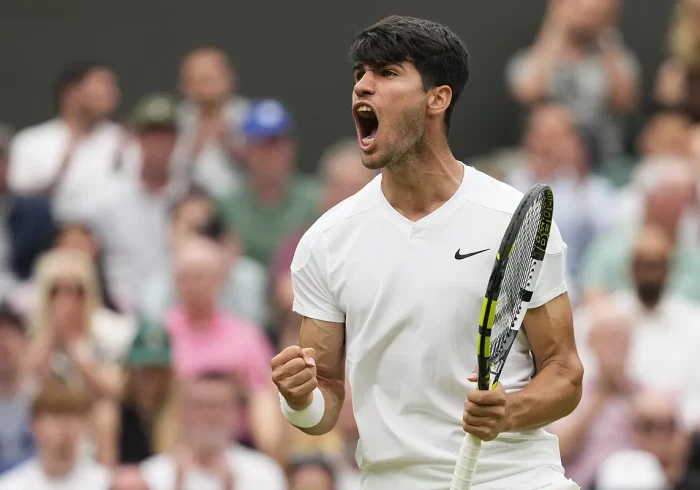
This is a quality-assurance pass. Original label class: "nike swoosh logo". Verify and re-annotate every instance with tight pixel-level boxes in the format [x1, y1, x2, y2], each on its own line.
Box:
[455, 248, 490, 260]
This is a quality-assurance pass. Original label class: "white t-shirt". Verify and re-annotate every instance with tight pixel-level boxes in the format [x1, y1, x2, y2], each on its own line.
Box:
[140, 445, 287, 490]
[0, 458, 110, 490]
[291, 165, 569, 490]
[8, 119, 126, 222]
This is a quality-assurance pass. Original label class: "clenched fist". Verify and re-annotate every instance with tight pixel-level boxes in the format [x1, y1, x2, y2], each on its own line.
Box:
[271, 346, 318, 410]
[463, 369, 509, 441]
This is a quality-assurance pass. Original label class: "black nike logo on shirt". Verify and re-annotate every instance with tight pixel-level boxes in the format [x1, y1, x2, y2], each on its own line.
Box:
[454, 248, 490, 260]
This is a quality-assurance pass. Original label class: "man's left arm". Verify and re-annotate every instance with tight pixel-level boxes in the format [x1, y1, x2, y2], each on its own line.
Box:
[505, 292, 584, 432]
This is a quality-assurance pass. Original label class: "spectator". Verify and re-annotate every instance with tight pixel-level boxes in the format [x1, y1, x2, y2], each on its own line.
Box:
[594, 449, 670, 490]
[506, 0, 640, 161]
[0, 379, 110, 489]
[0, 125, 16, 299]
[655, 0, 700, 122]
[600, 109, 693, 187]
[140, 372, 286, 490]
[110, 465, 150, 490]
[54, 223, 122, 313]
[0, 303, 34, 474]
[87, 93, 182, 311]
[505, 103, 616, 296]
[580, 225, 700, 395]
[271, 139, 376, 343]
[93, 322, 176, 466]
[164, 237, 282, 459]
[139, 190, 268, 327]
[27, 249, 134, 399]
[174, 46, 250, 198]
[596, 390, 694, 488]
[8, 61, 124, 222]
[289, 455, 337, 490]
[219, 99, 319, 268]
[550, 304, 635, 490]
[581, 163, 700, 302]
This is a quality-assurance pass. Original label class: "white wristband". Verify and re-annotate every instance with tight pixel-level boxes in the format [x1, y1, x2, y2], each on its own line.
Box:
[279, 387, 325, 428]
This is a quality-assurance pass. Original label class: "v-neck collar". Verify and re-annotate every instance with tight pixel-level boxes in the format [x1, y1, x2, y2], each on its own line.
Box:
[373, 163, 471, 234]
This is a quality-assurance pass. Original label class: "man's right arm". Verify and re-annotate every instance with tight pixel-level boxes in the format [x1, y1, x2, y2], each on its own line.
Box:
[271, 316, 346, 436]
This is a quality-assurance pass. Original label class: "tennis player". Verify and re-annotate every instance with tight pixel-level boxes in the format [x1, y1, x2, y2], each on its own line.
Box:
[271, 15, 584, 490]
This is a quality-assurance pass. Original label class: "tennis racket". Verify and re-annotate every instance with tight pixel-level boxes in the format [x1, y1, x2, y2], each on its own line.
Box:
[450, 183, 554, 490]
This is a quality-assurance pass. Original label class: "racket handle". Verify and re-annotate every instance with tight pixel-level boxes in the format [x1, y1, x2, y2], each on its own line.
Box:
[450, 433, 482, 490]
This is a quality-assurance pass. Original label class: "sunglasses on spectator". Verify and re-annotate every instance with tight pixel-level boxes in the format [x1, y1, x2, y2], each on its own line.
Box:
[633, 417, 677, 434]
[49, 282, 85, 299]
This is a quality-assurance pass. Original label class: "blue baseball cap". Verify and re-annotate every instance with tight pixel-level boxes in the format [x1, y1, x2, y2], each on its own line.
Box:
[242, 99, 293, 140]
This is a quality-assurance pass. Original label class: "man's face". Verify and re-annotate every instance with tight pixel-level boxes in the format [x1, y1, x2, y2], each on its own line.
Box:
[78, 67, 120, 120]
[0, 324, 25, 380]
[110, 466, 150, 490]
[639, 114, 691, 158]
[524, 106, 576, 177]
[631, 394, 683, 464]
[246, 135, 296, 185]
[181, 52, 232, 107]
[33, 413, 86, 463]
[182, 379, 236, 450]
[290, 464, 334, 490]
[139, 129, 176, 185]
[174, 243, 225, 314]
[565, 0, 618, 41]
[352, 61, 428, 170]
[322, 151, 375, 211]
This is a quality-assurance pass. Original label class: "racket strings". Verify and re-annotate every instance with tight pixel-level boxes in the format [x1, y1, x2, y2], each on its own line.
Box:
[490, 194, 545, 364]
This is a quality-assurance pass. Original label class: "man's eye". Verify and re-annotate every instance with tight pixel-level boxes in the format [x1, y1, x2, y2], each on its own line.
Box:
[354, 71, 365, 82]
[381, 70, 396, 77]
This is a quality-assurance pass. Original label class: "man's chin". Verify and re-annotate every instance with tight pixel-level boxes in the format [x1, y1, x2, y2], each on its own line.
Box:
[360, 152, 386, 171]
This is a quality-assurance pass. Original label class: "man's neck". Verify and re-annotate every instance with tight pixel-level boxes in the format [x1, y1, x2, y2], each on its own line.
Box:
[186, 308, 217, 328]
[61, 110, 100, 137]
[192, 444, 225, 469]
[41, 455, 77, 480]
[380, 138, 462, 222]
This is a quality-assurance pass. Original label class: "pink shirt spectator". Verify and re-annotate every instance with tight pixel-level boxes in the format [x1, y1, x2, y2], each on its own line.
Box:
[548, 379, 634, 490]
[165, 308, 273, 392]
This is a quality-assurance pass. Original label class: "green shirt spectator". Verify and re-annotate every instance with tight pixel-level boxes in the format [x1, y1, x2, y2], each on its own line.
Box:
[581, 230, 700, 303]
[219, 99, 319, 267]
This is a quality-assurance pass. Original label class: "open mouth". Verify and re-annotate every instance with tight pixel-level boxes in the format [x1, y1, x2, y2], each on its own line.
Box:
[353, 102, 379, 151]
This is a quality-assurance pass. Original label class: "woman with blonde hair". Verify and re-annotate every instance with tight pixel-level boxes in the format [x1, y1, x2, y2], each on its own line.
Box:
[93, 322, 178, 466]
[655, 0, 700, 121]
[28, 248, 134, 400]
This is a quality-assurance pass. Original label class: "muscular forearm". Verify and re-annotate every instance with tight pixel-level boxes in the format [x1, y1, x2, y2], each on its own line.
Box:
[505, 357, 583, 432]
[298, 376, 345, 436]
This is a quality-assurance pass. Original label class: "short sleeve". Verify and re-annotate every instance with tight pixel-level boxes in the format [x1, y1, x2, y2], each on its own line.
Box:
[291, 230, 345, 323]
[529, 221, 568, 308]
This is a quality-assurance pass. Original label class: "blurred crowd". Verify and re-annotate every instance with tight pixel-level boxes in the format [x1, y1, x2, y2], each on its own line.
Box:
[0, 0, 699, 489]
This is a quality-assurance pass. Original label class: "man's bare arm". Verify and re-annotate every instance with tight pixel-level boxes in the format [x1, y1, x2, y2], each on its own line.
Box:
[271, 316, 346, 436]
[505, 293, 584, 432]
[297, 316, 346, 435]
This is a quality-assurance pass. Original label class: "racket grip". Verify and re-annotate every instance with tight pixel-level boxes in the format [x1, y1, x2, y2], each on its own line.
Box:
[450, 433, 482, 490]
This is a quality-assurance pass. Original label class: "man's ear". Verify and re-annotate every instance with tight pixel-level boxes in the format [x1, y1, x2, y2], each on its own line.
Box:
[426, 85, 452, 117]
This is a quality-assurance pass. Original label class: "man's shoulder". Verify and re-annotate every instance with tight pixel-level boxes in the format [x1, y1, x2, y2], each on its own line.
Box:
[11, 119, 63, 148]
[0, 458, 37, 486]
[293, 177, 379, 264]
[229, 445, 285, 481]
[140, 452, 174, 478]
[464, 165, 526, 217]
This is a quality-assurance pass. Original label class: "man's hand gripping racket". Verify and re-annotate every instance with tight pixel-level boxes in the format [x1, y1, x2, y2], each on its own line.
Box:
[450, 184, 554, 490]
